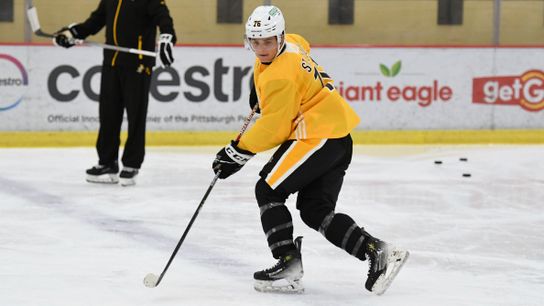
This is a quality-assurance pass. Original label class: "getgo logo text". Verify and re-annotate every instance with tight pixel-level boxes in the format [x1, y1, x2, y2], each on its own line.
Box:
[472, 70, 544, 112]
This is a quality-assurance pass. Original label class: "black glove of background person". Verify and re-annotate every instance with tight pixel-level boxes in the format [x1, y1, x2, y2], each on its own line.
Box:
[158, 33, 174, 67]
[53, 24, 82, 48]
[213, 141, 255, 179]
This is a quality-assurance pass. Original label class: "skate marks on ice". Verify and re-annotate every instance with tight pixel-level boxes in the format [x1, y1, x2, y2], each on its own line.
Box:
[1, 146, 544, 306]
[0, 174, 255, 280]
[0, 175, 172, 248]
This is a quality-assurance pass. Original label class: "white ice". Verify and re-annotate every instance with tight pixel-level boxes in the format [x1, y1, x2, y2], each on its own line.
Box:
[0, 145, 543, 306]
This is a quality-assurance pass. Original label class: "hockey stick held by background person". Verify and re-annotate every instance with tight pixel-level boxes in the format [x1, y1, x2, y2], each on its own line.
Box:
[143, 104, 260, 289]
[26, 5, 157, 58]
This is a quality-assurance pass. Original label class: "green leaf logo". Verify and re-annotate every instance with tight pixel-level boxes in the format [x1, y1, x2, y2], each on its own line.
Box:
[380, 64, 391, 77]
[391, 60, 402, 77]
[379, 60, 402, 77]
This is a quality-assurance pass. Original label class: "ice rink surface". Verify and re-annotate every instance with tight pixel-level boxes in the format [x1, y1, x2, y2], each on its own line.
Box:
[0, 145, 543, 306]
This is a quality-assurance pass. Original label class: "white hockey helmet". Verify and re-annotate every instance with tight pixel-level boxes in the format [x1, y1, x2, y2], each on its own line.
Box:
[245, 6, 285, 55]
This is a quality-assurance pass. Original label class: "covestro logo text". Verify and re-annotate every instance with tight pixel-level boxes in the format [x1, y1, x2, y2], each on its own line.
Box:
[0, 54, 28, 111]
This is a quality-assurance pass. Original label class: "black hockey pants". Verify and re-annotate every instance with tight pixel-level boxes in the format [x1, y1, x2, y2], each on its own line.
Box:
[96, 65, 151, 169]
[255, 134, 368, 260]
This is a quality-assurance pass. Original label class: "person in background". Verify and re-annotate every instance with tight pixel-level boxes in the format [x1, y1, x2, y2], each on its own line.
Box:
[212, 5, 409, 294]
[54, 0, 177, 186]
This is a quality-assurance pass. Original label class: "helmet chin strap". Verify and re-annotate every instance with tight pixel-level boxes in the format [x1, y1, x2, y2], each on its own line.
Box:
[273, 33, 286, 60]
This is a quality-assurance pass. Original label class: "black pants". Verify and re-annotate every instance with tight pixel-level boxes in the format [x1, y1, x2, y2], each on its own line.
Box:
[256, 135, 367, 260]
[96, 65, 151, 169]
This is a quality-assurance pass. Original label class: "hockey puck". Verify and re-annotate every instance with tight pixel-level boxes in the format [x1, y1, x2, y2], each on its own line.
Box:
[143, 273, 159, 288]
[462, 173, 471, 177]
[460, 158, 468, 162]
[434, 160, 442, 165]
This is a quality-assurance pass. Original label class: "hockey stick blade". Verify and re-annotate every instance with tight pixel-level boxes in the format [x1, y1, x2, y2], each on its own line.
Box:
[26, 6, 41, 33]
[26, 5, 156, 57]
[143, 104, 259, 288]
[143, 273, 159, 288]
[26, 6, 55, 38]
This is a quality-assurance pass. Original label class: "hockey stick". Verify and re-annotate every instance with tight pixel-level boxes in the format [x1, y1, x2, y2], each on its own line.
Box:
[26, 5, 157, 58]
[143, 104, 259, 288]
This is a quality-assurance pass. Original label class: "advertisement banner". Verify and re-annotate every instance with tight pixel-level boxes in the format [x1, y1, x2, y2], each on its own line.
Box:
[0, 45, 543, 131]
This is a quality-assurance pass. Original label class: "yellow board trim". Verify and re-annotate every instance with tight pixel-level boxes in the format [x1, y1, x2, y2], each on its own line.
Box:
[0, 130, 544, 147]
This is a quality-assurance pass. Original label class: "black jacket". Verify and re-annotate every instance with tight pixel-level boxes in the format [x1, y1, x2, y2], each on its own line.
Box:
[73, 0, 176, 68]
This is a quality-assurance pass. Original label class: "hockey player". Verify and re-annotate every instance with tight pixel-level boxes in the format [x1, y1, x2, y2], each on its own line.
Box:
[212, 5, 409, 294]
[54, 0, 177, 186]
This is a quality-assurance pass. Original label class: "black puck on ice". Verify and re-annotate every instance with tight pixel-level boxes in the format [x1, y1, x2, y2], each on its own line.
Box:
[434, 160, 443, 164]
[462, 173, 471, 177]
[460, 158, 468, 162]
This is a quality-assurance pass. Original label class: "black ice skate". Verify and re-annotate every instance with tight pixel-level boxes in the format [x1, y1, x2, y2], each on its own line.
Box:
[363, 232, 409, 295]
[86, 162, 119, 184]
[254, 236, 304, 294]
[119, 167, 139, 186]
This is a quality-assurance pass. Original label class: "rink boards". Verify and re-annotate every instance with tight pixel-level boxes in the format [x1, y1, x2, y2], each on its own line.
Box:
[0, 45, 543, 145]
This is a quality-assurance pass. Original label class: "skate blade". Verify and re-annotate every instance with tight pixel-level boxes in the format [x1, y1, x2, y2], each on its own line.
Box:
[86, 174, 119, 184]
[371, 249, 409, 295]
[254, 279, 304, 294]
[119, 177, 136, 187]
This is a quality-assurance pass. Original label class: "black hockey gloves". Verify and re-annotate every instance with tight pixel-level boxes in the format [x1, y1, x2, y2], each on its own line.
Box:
[213, 141, 255, 179]
[158, 33, 175, 67]
[53, 24, 82, 48]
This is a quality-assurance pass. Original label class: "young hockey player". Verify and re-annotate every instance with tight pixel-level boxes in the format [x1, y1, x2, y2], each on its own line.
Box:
[212, 5, 409, 294]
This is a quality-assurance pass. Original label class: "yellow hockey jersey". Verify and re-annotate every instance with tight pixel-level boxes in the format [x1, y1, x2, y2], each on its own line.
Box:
[238, 34, 360, 153]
